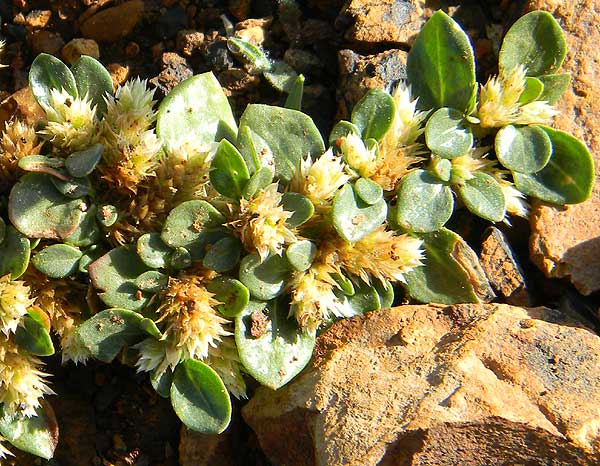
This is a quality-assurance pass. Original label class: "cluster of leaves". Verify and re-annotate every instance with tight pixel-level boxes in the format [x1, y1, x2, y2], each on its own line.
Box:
[0, 10, 593, 460]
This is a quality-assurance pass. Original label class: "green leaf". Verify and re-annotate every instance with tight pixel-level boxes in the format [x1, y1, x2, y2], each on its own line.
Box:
[96, 204, 118, 227]
[404, 228, 494, 304]
[499, 11, 566, 76]
[0, 226, 31, 279]
[50, 175, 94, 199]
[63, 204, 102, 247]
[161, 200, 226, 261]
[88, 246, 151, 310]
[238, 104, 325, 184]
[263, 60, 299, 93]
[170, 359, 232, 434]
[210, 139, 250, 199]
[227, 37, 271, 71]
[513, 126, 594, 204]
[134, 270, 168, 293]
[425, 107, 473, 159]
[65, 143, 103, 177]
[281, 192, 314, 227]
[137, 232, 172, 269]
[236, 125, 261, 175]
[14, 309, 55, 356]
[202, 236, 242, 272]
[239, 253, 291, 301]
[139, 319, 162, 339]
[235, 300, 315, 389]
[518, 77, 544, 104]
[70, 55, 113, 115]
[8, 173, 84, 240]
[284, 74, 304, 110]
[431, 157, 452, 182]
[396, 170, 454, 232]
[537, 73, 571, 104]
[342, 280, 381, 315]
[332, 184, 387, 242]
[242, 166, 273, 199]
[351, 89, 395, 141]
[329, 120, 361, 148]
[0, 402, 58, 460]
[151, 366, 174, 398]
[206, 277, 249, 318]
[407, 11, 476, 111]
[286, 240, 317, 272]
[32, 244, 82, 278]
[29, 53, 78, 109]
[18, 155, 66, 179]
[374, 279, 394, 309]
[495, 125, 552, 173]
[157, 72, 237, 149]
[457, 172, 506, 222]
[78, 308, 146, 362]
[354, 177, 383, 205]
[170, 247, 193, 270]
[78, 245, 103, 274]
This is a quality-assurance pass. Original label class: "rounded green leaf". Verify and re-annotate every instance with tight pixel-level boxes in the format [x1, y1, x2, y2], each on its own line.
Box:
[342, 280, 381, 315]
[354, 177, 383, 205]
[396, 170, 454, 233]
[374, 279, 394, 309]
[78, 308, 146, 362]
[0, 226, 31, 279]
[9, 173, 85, 240]
[202, 236, 242, 272]
[78, 245, 103, 274]
[496, 125, 552, 173]
[29, 53, 78, 109]
[286, 240, 317, 272]
[70, 55, 113, 115]
[32, 244, 82, 278]
[227, 37, 271, 71]
[206, 277, 249, 318]
[351, 89, 395, 141]
[151, 366, 174, 398]
[235, 300, 315, 389]
[210, 139, 250, 199]
[431, 157, 452, 182]
[328, 120, 361, 147]
[519, 77, 544, 104]
[499, 11, 566, 77]
[140, 319, 163, 339]
[65, 143, 103, 177]
[407, 11, 476, 111]
[170, 247, 193, 270]
[0, 401, 58, 460]
[50, 175, 94, 199]
[425, 107, 473, 159]
[63, 205, 102, 247]
[18, 155, 66, 179]
[14, 309, 55, 356]
[239, 253, 291, 301]
[457, 172, 506, 222]
[157, 72, 237, 149]
[281, 192, 314, 228]
[537, 73, 571, 104]
[263, 60, 299, 93]
[513, 126, 594, 204]
[170, 359, 232, 434]
[137, 232, 172, 269]
[332, 184, 387, 242]
[332, 272, 355, 296]
[135, 270, 168, 293]
[97, 204, 118, 227]
[242, 166, 273, 199]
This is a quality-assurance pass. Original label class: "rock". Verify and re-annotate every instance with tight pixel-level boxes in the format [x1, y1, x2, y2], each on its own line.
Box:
[228, 0, 251, 21]
[244, 304, 600, 466]
[176, 30, 205, 57]
[61, 38, 100, 64]
[179, 427, 236, 466]
[336, 48, 407, 120]
[80, 0, 144, 43]
[204, 38, 235, 72]
[156, 5, 187, 41]
[525, 0, 600, 295]
[233, 17, 272, 46]
[125, 41, 140, 58]
[337, 0, 424, 49]
[149, 52, 193, 96]
[29, 30, 65, 56]
[284, 48, 323, 75]
[480, 227, 532, 306]
[218, 68, 260, 96]
[0, 86, 45, 128]
[107, 63, 130, 89]
[24, 9, 52, 29]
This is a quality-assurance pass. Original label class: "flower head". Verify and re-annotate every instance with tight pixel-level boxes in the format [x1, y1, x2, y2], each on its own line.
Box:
[134, 337, 181, 376]
[206, 337, 247, 399]
[449, 147, 496, 185]
[339, 133, 377, 178]
[58, 320, 91, 365]
[0, 119, 43, 191]
[0, 275, 34, 336]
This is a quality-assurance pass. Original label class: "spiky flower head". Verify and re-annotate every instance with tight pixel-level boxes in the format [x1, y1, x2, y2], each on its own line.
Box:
[0, 119, 43, 191]
[291, 149, 350, 208]
[58, 320, 91, 365]
[157, 275, 230, 361]
[492, 173, 529, 221]
[448, 147, 496, 185]
[134, 337, 181, 376]
[0, 275, 34, 336]
[0, 339, 54, 417]
[0, 436, 13, 459]
[235, 183, 297, 260]
[40, 88, 98, 151]
[206, 337, 247, 399]
[339, 133, 377, 178]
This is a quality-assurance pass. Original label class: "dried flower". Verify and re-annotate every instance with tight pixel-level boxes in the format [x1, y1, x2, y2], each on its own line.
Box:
[134, 337, 181, 376]
[0, 119, 43, 191]
[448, 147, 496, 184]
[0, 275, 34, 336]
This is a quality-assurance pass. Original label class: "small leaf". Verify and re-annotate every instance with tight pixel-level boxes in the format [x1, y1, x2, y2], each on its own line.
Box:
[210, 139, 250, 199]
[137, 233, 172, 269]
[513, 126, 594, 204]
[170, 247, 193, 270]
[135, 271, 168, 293]
[425, 107, 473, 159]
[332, 272, 354, 296]
[281, 192, 314, 227]
[18, 155, 66, 179]
[157, 72, 237, 149]
[537, 73, 571, 104]
[374, 279, 394, 309]
[63, 204, 102, 247]
[354, 177, 383, 205]
[332, 184, 387, 242]
[29, 53, 78, 109]
[14, 309, 55, 356]
[242, 166, 274, 199]
[78, 245, 103, 274]
[151, 367, 174, 398]
[140, 319, 162, 339]
[263, 60, 299, 93]
[0, 226, 31, 279]
[286, 240, 317, 272]
[329, 120, 361, 148]
[284, 74, 304, 110]
[236, 125, 260, 175]
[431, 158, 452, 182]
[495, 125, 552, 173]
[239, 253, 291, 301]
[0, 402, 58, 460]
[227, 37, 271, 71]
[407, 11, 476, 111]
[51, 175, 94, 199]
[78, 308, 146, 362]
[499, 11, 566, 76]
[396, 170, 454, 232]
[96, 204, 118, 227]
[32, 244, 82, 278]
[206, 277, 250, 318]
[171, 359, 232, 434]
[65, 143, 103, 177]
[202, 236, 242, 272]
[342, 280, 381, 315]
[351, 89, 395, 141]
[457, 172, 506, 222]
[518, 77, 544, 104]
[235, 300, 315, 389]
[70, 56, 113, 115]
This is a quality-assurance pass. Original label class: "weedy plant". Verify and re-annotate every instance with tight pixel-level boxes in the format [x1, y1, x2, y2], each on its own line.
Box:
[0, 10, 594, 459]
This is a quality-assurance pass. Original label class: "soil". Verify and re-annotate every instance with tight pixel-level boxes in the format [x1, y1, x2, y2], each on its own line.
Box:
[0, 1, 598, 465]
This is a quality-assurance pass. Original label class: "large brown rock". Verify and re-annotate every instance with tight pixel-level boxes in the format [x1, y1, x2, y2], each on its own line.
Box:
[526, 0, 600, 295]
[243, 304, 600, 466]
[80, 0, 144, 43]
